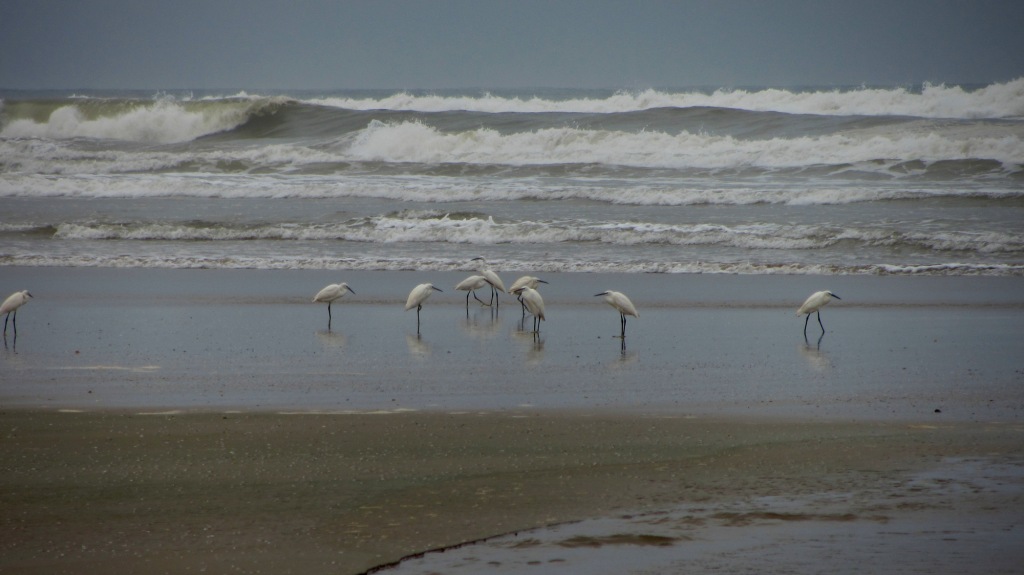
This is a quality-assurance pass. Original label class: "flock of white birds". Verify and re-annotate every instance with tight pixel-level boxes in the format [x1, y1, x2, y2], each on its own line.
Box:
[3, 260, 840, 340]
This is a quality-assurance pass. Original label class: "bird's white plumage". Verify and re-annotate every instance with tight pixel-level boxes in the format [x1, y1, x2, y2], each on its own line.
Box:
[797, 290, 839, 316]
[517, 287, 545, 321]
[406, 283, 441, 310]
[313, 282, 354, 303]
[1, 290, 32, 314]
[455, 275, 490, 292]
[471, 257, 505, 293]
[596, 290, 638, 318]
[508, 276, 547, 293]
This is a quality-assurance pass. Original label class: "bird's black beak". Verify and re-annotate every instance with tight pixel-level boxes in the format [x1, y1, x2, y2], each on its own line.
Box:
[831, 294, 841, 299]
[432, 286, 444, 292]
[348, 287, 356, 294]
[538, 279, 549, 284]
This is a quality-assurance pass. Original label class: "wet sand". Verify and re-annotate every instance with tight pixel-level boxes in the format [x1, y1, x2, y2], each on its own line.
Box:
[3, 410, 1022, 575]
[2, 268, 1023, 573]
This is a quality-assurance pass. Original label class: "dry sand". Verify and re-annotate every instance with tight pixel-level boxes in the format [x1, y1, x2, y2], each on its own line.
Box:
[2, 409, 1021, 574]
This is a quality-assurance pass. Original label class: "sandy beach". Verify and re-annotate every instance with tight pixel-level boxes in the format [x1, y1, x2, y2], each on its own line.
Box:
[2, 411, 1022, 575]
[2, 268, 1023, 574]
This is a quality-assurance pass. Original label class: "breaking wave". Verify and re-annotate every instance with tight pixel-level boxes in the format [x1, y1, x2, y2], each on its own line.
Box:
[30, 214, 1024, 255]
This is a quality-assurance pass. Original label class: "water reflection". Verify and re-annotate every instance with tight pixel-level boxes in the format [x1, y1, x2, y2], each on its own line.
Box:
[799, 332, 831, 372]
[512, 328, 545, 364]
[459, 308, 502, 340]
[618, 341, 639, 364]
[406, 333, 431, 358]
[315, 330, 347, 349]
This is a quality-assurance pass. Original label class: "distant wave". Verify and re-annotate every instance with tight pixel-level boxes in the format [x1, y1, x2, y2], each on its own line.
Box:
[3, 80, 1022, 148]
[342, 120, 1024, 170]
[2, 253, 1020, 276]
[4, 120, 1021, 175]
[2, 172, 1020, 205]
[18, 214, 1018, 255]
[308, 79, 1024, 119]
[0, 96, 289, 143]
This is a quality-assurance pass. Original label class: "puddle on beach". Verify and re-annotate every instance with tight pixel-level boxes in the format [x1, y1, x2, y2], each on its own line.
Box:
[376, 457, 1024, 574]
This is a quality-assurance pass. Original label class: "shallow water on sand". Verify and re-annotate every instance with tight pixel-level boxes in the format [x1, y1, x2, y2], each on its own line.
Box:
[3, 268, 1022, 422]
[380, 456, 1024, 575]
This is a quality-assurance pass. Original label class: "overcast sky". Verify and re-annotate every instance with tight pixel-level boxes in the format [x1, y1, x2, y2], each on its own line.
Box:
[2, 0, 1022, 90]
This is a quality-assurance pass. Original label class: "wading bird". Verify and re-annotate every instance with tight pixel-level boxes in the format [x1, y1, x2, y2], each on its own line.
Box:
[312, 282, 355, 329]
[471, 257, 505, 308]
[512, 286, 545, 334]
[454, 275, 493, 308]
[797, 290, 841, 335]
[595, 290, 639, 338]
[508, 276, 548, 318]
[405, 283, 443, 333]
[1, 290, 32, 336]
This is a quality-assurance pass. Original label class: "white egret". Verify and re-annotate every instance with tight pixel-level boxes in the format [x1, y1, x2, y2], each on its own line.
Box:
[797, 290, 841, 335]
[471, 257, 505, 307]
[508, 276, 548, 318]
[312, 282, 355, 329]
[595, 290, 638, 338]
[1, 290, 32, 336]
[454, 275, 493, 308]
[512, 286, 545, 333]
[405, 283, 443, 333]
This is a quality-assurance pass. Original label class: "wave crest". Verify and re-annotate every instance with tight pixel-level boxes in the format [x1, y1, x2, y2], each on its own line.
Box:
[41, 216, 1024, 255]
[0, 96, 288, 143]
[310, 79, 1024, 119]
[344, 120, 1024, 170]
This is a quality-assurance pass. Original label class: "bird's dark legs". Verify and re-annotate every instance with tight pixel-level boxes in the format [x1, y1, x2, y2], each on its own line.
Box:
[416, 304, 422, 333]
[620, 314, 627, 338]
[817, 311, 825, 333]
[803, 314, 810, 336]
[2, 312, 8, 337]
[489, 286, 499, 309]
[327, 302, 332, 329]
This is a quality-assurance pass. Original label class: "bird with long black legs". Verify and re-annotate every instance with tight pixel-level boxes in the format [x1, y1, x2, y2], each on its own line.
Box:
[595, 290, 638, 339]
[2, 290, 32, 338]
[797, 290, 841, 337]
[405, 283, 443, 335]
[471, 257, 505, 309]
[454, 275, 494, 310]
[508, 275, 548, 319]
[512, 286, 545, 336]
[312, 282, 355, 330]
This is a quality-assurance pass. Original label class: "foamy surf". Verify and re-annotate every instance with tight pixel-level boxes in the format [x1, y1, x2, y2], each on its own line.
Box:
[2, 82, 1021, 276]
[307, 78, 1024, 119]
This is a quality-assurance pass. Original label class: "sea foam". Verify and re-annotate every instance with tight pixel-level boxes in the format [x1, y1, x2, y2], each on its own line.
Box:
[309, 78, 1024, 119]
[344, 120, 1024, 170]
[0, 97, 272, 143]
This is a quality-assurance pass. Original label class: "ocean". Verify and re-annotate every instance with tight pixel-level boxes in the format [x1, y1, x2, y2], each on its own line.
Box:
[2, 80, 1023, 275]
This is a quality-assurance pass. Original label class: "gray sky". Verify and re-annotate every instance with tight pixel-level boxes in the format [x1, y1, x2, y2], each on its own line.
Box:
[2, 0, 1022, 90]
